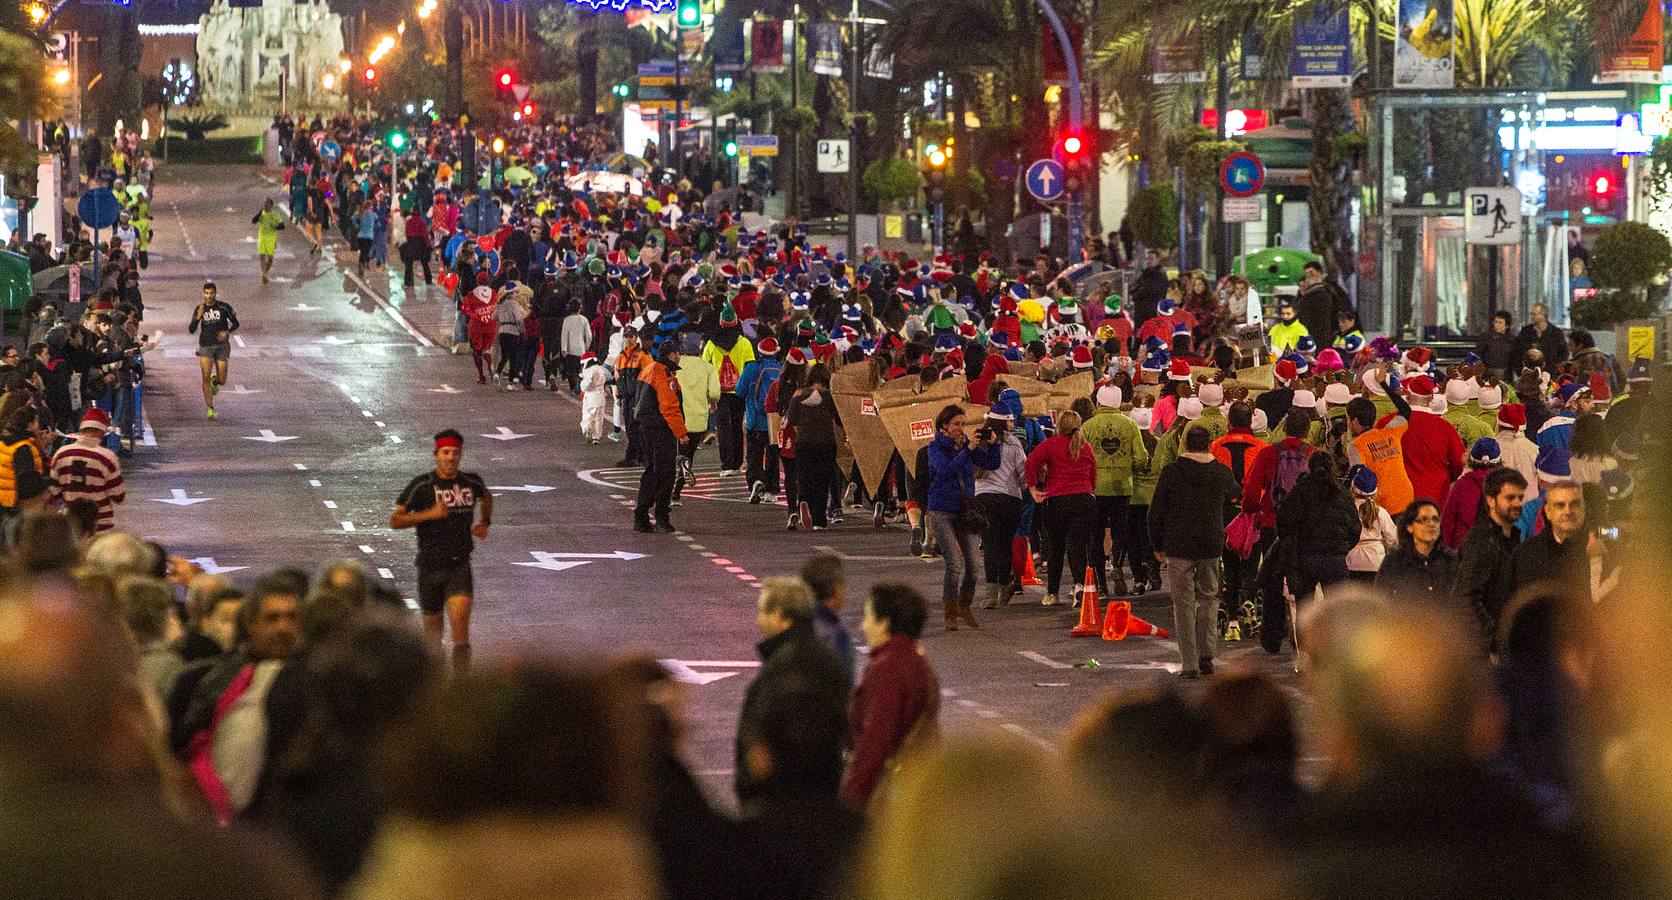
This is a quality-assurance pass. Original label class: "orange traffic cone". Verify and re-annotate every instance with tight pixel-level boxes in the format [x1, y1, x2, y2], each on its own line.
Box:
[1102, 600, 1131, 641]
[1071, 566, 1103, 636]
[1127, 609, 1170, 638]
[1014, 536, 1043, 587]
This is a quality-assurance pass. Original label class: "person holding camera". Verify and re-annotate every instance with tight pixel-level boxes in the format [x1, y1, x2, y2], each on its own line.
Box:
[925, 403, 984, 632]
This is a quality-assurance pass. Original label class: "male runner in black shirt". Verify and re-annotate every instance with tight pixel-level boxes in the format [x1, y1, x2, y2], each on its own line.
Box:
[391, 429, 492, 667]
[187, 281, 239, 420]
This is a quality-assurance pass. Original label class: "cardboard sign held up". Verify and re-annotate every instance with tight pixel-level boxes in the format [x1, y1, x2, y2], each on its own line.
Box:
[1234, 364, 1275, 390]
[1047, 371, 1095, 412]
[878, 399, 990, 477]
[834, 387, 892, 495]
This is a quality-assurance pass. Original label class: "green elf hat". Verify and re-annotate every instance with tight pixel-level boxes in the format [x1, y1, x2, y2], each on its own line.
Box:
[1104, 293, 1124, 313]
[719, 302, 739, 326]
[698, 263, 714, 280]
[587, 257, 606, 276]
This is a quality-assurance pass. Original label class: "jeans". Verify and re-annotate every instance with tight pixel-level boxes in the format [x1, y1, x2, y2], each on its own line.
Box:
[635, 428, 679, 524]
[1041, 494, 1097, 597]
[452, 309, 469, 345]
[1091, 495, 1130, 595]
[715, 393, 745, 470]
[796, 443, 836, 527]
[744, 428, 780, 492]
[1166, 556, 1222, 673]
[977, 492, 1023, 585]
[1289, 553, 1349, 649]
[1124, 503, 1158, 586]
[927, 510, 979, 600]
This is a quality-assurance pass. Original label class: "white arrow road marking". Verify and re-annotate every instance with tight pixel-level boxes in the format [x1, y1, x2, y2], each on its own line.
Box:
[658, 659, 762, 686]
[1017, 651, 1072, 670]
[315, 335, 354, 345]
[151, 489, 213, 506]
[224, 384, 263, 395]
[487, 484, 557, 493]
[289, 303, 320, 311]
[480, 426, 532, 441]
[242, 429, 298, 443]
[429, 384, 464, 394]
[525, 550, 647, 560]
[189, 556, 247, 575]
[513, 554, 593, 572]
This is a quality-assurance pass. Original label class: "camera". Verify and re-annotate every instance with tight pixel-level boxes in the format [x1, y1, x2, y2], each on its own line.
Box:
[974, 425, 995, 443]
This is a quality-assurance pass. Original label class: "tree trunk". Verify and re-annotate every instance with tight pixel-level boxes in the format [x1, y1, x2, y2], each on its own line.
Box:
[1307, 86, 1354, 279]
[951, 73, 970, 216]
[94, 4, 141, 136]
[444, 1, 465, 118]
[577, 26, 599, 118]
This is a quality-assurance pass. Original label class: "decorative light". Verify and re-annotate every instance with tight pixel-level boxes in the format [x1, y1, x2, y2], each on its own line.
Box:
[322, 72, 336, 90]
[339, 58, 353, 74]
[51, 66, 71, 86]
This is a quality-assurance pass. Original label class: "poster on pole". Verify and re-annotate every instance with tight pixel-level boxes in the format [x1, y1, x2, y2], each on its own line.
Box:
[711, 22, 746, 73]
[1150, 27, 1206, 84]
[1042, 22, 1084, 82]
[1597, 0, 1664, 84]
[811, 21, 843, 76]
[1240, 27, 1266, 80]
[750, 19, 785, 73]
[1393, 0, 1456, 89]
[862, 24, 894, 79]
[1290, 4, 1352, 88]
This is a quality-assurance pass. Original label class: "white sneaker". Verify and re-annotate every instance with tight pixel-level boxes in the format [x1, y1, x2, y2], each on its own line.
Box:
[718, 468, 738, 477]
[1040, 593, 1060, 606]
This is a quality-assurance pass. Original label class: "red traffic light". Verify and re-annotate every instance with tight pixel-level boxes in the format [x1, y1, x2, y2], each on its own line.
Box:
[1062, 135, 1083, 156]
[1592, 174, 1612, 195]
[363, 66, 377, 83]
[497, 70, 514, 88]
[520, 102, 535, 117]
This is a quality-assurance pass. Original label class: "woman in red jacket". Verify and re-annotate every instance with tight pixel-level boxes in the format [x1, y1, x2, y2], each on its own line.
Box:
[840, 582, 939, 811]
[1023, 410, 1098, 606]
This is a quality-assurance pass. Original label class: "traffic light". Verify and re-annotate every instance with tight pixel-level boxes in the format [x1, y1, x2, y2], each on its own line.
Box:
[495, 68, 516, 103]
[520, 102, 535, 118]
[676, 0, 700, 27]
[724, 138, 738, 158]
[497, 69, 514, 89]
[924, 146, 948, 203]
[612, 82, 630, 98]
[387, 131, 407, 151]
[1057, 128, 1093, 190]
[491, 136, 506, 154]
[363, 66, 378, 84]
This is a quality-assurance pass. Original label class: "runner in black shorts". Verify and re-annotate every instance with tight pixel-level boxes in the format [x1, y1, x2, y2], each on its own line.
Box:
[187, 281, 239, 420]
[391, 428, 492, 667]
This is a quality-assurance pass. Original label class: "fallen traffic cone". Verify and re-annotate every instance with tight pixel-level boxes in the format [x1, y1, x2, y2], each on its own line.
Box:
[1014, 536, 1043, 587]
[1102, 601, 1131, 641]
[1126, 611, 1170, 638]
[1071, 566, 1103, 636]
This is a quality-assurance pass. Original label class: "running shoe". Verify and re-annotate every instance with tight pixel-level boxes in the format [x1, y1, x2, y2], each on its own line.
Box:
[786, 512, 799, 531]
[828, 507, 844, 525]
[910, 524, 925, 557]
[799, 500, 812, 527]
[210, 378, 219, 397]
[748, 481, 765, 504]
[206, 408, 217, 420]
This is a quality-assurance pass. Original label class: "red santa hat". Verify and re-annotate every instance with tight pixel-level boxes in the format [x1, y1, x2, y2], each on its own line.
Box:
[1071, 345, 1093, 370]
[1168, 358, 1192, 382]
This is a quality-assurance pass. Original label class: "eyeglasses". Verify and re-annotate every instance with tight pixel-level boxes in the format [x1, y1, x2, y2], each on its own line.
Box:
[1413, 515, 1441, 524]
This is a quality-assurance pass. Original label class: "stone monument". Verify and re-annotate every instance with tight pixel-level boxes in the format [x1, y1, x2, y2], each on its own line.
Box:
[197, 0, 344, 109]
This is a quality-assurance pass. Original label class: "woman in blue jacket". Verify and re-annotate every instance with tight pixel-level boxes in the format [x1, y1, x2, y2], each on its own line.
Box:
[927, 403, 985, 632]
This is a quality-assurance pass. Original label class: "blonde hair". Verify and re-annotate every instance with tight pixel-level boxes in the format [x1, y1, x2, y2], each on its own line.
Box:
[1057, 410, 1087, 460]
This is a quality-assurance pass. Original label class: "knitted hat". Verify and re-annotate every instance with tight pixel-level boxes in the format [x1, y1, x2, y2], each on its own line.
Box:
[719, 303, 739, 326]
[1096, 384, 1123, 408]
[757, 336, 780, 356]
[1251, 408, 1269, 435]
[1071, 345, 1093, 370]
[1339, 333, 1365, 354]
[1350, 465, 1378, 497]
[1322, 382, 1354, 406]
[1291, 389, 1318, 412]
[1158, 298, 1177, 315]
[1296, 335, 1317, 354]
[1197, 382, 1224, 407]
[1469, 437, 1502, 466]
[1535, 445, 1572, 480]
[1274, 359, 1298, 385]
[1496, 403, 1526, 431]
[1556, 382, 1590, 405]
[1282, 352, 1310, 376]
[1178, 397, 1204, 421]
[1478, 383, 1504, 410]
[79, 407, 111, 433]
[1443, 378, 1471, 406]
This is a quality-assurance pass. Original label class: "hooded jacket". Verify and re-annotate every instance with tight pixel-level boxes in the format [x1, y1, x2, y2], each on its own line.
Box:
[701, 328, 756, 393]
[1441, 466, 1493, 551]
[1081, 408, 1148, 497]
[735, 356, 783, 433]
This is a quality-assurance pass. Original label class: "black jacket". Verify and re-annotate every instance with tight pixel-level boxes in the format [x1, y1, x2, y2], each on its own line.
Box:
[1375, 544, 1458, 605]
[1276, 472, 1359, 556]
[734, 620, 850, 803]
[1130, 264, 1168, 325]
[1476, 330, 1517, 373]
[1455, 518, 1521, 647]
[1255, 386, 1295, 431]
[1511, 322, 1568, 372]
[1509, 528, 1591, 603]
[1148, 455, 1237, 559]
[1296, 280, 1347, 348]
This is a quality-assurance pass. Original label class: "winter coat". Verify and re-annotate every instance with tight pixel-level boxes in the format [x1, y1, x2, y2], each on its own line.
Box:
[1148, 453, 1237, 560]
[1441, 467, 1493, 551]
[784, 385, 838, 450]
[1023, 434, 1096, 499]
[1375, 544, 1458, 605]
[674, 353, 721, 433]
[734, 620, 850, 804]
[1511, 322, 1567, 372]
[1276, 471, 1360, 557]
[1402, 409, 1465, 506]
[970, 432, 1026, 499]
[559, 313, 592, 356]
[840, 634, 939, 811]
[735, 357, 783, 433]
[1081, 409, 1148, 497]
[1456, 518, 1521, 647]
[925, 432, 975, 514]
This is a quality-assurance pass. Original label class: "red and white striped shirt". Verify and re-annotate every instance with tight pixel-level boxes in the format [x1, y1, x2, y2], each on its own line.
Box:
[49, 438, 125, 531]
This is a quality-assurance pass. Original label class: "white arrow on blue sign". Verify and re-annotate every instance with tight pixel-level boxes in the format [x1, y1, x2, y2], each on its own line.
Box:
[1025, 159, 1066, 203]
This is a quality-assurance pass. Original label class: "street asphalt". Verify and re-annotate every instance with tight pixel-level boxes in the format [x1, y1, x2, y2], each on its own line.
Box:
[120, 164, 1308, 793]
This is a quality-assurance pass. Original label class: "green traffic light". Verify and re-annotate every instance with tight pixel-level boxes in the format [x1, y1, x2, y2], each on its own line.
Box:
[724, 141, 738, 158]
[677, 0, 700, 26]
[388, 132, 407, 151]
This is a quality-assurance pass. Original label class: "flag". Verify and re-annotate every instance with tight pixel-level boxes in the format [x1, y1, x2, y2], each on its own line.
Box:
[711, 21, 745, 72]
[863, 23, 893, 79]
[811, 21, 843, 76]
[751, 19, 785, 73]
[1150, 26, 1205, 84]
[1291, 3, 1353, 88]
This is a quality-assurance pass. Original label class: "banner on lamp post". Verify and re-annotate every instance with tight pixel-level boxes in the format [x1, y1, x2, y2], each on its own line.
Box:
[1150, 27, 1206, 84]
[712, 22, 745, 72]
[811, 21, 843, 76]
[751, 19, 785, 73]
[1393, 0, 1456, 89]
[862, 24, 893, 79]
[1290, 3, 1352, 88]
[1597, 0, 1664, 84]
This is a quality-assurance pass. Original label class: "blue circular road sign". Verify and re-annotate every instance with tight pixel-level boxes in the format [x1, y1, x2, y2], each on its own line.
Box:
[1025, 158, 1066, 203]
[319, 140, 342, 163]
[78, 188, 121, 230]
[1220, 151, 1265, 197]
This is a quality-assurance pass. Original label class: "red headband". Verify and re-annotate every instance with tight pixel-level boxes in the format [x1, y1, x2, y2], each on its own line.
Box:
[435, 436, 463, 451]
